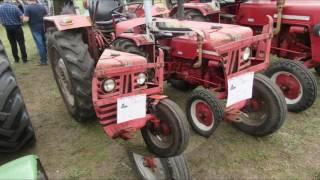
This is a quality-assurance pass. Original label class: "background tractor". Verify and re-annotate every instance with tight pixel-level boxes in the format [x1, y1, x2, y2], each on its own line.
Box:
[44, 0, 189, 158]
[166, 0, 318, 113]
[90, 0, 287, 137]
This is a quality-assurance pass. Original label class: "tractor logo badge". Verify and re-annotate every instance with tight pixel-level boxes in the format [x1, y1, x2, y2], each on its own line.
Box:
[121, 103, 128, 109]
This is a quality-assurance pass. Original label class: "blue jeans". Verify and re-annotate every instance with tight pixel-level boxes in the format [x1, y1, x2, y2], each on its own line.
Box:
[31, 31, 47, 64]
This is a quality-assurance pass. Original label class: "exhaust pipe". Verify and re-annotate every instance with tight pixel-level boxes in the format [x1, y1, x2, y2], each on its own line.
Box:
[274, 0, 285, 35]
[177, 0, 185, 20]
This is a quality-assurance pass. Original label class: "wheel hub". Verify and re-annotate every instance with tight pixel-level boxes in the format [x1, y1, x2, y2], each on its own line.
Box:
[276, 73, 301, 99]
[271, 71, 303, 105]
[195, 102, 213, 126]
[241, 98, 267, 126]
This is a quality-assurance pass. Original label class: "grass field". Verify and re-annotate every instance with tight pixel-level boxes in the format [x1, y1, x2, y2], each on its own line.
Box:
[0, 24, 320, 179]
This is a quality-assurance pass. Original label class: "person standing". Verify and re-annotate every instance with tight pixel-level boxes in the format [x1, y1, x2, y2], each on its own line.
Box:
[0, 0, 28, 63]
[23, 0, 48, 65]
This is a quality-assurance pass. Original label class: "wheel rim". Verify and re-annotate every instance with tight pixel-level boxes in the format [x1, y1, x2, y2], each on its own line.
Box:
[271, 71, 303, 105]
[190, 100, 214, 131]
[146, 121, 173, 149]
[54, 56, 75, 107]
[240, 93, 269, 127]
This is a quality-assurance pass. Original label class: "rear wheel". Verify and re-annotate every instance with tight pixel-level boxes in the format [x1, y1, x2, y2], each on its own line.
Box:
[314, 65, 320, 75]
[185, 10, 207, 22]
[0, 41, 35, 152]
[47, 31, 95, 122]
[234, 74, 287, 136]
[186, 89, 223, 137]
[168, 79, 196, 92]
[141, 99, 190, 157]
[264, 60, 317, 112]
[112, 38, 146, 57]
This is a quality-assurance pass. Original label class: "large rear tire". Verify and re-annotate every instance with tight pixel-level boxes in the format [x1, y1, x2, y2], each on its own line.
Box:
[47, 31, 95, 122]
[264, 60, 317, 112]
[112, 38, 146, 57]
[186, 89, 223, 137]
[0, 41, 35, 152]
[185, 10, 207, 22]
[168, 79, 196, 92]
[234, 74, 287, 136]
[141, 99, 190, 157]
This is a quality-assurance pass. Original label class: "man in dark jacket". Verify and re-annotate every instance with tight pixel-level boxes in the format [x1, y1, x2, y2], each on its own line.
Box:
[0, 0, 28, 63]
[24, 0, 48, 65]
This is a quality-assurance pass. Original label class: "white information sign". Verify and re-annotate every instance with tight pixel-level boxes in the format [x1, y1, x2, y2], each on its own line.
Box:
[226, 72, 255, 107]
[117, 94, 147, 124]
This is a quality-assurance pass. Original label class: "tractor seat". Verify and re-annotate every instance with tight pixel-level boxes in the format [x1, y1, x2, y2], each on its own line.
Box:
[89, 0, 123, 31]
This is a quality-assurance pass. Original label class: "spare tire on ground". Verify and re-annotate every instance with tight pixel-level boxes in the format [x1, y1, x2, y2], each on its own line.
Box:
[0, 41, 35, 153]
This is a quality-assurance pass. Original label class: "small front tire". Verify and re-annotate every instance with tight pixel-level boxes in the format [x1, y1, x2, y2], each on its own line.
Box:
[233, 74, 287, 136]
[186, 89, 223, 137]
[265, 60, 317, 112]
[141, 99, 190, 157]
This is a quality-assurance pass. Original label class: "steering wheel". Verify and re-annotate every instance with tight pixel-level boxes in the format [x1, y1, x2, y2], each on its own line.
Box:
[111, 2, 144, 19]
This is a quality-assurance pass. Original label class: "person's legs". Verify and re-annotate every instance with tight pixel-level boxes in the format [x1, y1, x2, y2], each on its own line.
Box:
[31, 31, 47, 64]
[5, 28, 19, 62]
[15, 26, 28, 63]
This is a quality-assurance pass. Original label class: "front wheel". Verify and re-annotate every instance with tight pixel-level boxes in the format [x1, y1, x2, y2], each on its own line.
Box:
[141, 99, 190, 157]
[186, 89, 223, 137]
[264, 60, 317, 112]
[233, 74, 287, 136]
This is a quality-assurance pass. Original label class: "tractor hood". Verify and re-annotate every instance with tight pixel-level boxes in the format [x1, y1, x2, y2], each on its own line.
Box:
[95, 49, 147, 71]
[238, 0, 320, 26]
[181, 20, 253, 47]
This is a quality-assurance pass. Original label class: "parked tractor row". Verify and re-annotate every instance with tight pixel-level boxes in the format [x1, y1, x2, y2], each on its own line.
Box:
[1, 0, 319, 178]
[167, 0, 319, 113]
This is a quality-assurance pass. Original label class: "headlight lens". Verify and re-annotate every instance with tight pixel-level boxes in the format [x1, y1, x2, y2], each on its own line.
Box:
[242, 47, 251, 61]
[103, 79, 116, 92]
[137, 73, 147, 85]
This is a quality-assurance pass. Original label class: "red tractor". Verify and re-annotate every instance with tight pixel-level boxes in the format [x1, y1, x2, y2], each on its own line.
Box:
[107, 0, 287, 137]
[43, 1, 190, 158]
[166, 0, 318, 113]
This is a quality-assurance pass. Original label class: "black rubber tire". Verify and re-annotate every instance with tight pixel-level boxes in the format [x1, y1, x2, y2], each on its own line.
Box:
[164, 154, 191, 180]
[165, 0, 176, 9]
[185, 9, 207, 22]
[0, 41, 35, 153]
[264, 60, 317, 112]
[141, 99, 190, 157]
[186, 89, 223, 137]
[314, 65, 320, 76]
[233, 74, 287, 136]
[168, 79, 196, 92]
[47, 30, 95, 122]
[112, 38, 146, 57]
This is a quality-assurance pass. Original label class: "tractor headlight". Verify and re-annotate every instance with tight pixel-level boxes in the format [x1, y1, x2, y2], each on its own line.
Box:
[137, 73, 147, 85]
[242, 47, 251, 61]
[103, 79, 116, 92]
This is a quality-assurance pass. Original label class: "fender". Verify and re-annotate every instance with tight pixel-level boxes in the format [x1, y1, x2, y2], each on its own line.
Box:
[44, 15, 92, 31]
[171, 3, 219, 17]
[117, 33, 153, 47]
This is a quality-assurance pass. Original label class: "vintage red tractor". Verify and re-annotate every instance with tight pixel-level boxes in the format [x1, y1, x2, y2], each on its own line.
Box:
[43, 1, 190, 157]
[166, 0, 318, 113]
[104, 0, 287, 137]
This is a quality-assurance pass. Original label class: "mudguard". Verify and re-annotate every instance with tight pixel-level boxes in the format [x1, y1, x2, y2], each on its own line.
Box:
[0, 155, 47, 180]
[44, 15, 92, 31]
